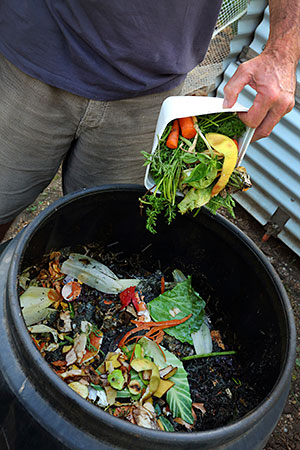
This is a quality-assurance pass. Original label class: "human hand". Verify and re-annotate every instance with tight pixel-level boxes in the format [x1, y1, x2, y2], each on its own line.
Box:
[223, 51, 296, 141]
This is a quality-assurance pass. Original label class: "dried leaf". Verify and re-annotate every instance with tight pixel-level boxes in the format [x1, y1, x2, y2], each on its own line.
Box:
[211, 330, 225, 350]
[174, 417, 194, 430]
[193, 403, 206, 415]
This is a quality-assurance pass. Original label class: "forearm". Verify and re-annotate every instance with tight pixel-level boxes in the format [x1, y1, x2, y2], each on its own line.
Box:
[265, 0, 300, 66]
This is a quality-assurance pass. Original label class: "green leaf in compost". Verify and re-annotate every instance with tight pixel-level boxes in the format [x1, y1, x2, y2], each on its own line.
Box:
[148, 277, 206, 345]
[139, 337, 194, 425]
[158, 415, 175, 432]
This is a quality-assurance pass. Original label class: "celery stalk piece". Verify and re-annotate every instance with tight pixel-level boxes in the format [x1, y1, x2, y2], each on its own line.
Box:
[61, 253, 139, 294]
[20, 286, 56, 326]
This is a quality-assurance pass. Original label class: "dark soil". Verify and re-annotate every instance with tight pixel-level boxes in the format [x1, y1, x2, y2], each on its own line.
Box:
[224, 207, 300, 450]
[4, 173, 300, 449]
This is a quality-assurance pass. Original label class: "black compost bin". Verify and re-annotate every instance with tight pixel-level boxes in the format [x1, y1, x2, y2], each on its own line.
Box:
[0, 185, 296, 450]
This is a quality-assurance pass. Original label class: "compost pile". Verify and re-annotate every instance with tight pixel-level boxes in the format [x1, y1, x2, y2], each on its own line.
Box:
[141, 112, 252, 233]
[19, 245, 261, 432]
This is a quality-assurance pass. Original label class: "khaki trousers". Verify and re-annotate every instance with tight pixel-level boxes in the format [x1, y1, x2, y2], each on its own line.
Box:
[0, 53, 182, 222]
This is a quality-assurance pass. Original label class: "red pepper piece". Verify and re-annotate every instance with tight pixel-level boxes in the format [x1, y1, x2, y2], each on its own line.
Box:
[119, 286, 136, 309]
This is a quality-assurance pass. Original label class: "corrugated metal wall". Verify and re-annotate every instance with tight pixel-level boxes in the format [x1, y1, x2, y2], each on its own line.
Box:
[217, 5, 300, 256]
[214, 0, 267, 89]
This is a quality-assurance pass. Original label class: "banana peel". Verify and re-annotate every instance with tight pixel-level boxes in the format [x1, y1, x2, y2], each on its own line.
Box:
[205, 133, 238, 197]
[130, 358, 160, 401]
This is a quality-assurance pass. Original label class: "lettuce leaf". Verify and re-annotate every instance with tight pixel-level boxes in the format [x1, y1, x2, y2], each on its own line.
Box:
[178, 187, 212, 214]
[148, 277, 205, 345]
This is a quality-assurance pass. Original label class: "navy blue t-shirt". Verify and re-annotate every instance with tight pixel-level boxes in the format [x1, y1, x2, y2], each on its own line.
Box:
[0, 1, 222, 101]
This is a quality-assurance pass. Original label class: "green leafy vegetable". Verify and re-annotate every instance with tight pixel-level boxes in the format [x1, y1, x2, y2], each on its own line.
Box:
[140, 194, 177, 234]
[181, 160, 218, 189]
[148, 277, 206, 345]
[197, 112, 246, 139]
[178, 186, 212, 214]
[140, 338, 194, 425]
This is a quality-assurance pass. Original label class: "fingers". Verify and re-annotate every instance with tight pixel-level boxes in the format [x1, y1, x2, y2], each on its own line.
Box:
[238, 90, 294, 140]
[249, 108, 291, 142]
[247, 110, 280, 141]
[238, 91, 293, 128]
[239, 95, 294, 141]
[223, 62, 253, 108]
[223, 54, 296, 141]
[238, 92, 272, 129]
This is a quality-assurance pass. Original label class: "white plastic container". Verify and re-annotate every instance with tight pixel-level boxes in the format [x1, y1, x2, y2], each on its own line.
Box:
[144, 96, 254, 191]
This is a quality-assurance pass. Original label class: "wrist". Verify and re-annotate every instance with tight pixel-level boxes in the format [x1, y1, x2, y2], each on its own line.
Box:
[263, 43, 299, 69]
[266, 2, 300, 66]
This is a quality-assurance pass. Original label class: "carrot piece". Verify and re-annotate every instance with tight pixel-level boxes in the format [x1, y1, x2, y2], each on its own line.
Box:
[131, 313, 192, 328]
[166, 119, 180, 149]
[144, 327, 161, 339]
[51, 360, 67, 367]
[178, 117, 196, 139]
[145, 327, 165, 344]
[118, 314, 192, 348]
[161, 276, 165, 294]
[118, 326, 148, 348]
[132, 292, 148, 313]
[155, 330, 165, 344]
[124, 335, 142, 346]
[103, 300, 113, 305]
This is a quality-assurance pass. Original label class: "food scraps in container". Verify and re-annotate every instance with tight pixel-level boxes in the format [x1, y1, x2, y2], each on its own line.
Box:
[140, 112, 252, 233]
[19, 248, 257, 432]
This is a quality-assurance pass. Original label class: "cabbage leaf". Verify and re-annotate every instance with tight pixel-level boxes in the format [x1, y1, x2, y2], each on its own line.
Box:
[148, 277, 205, 345]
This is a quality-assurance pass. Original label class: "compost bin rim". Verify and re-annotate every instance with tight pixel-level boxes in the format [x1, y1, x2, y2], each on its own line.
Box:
[5, 184, 297, 445]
